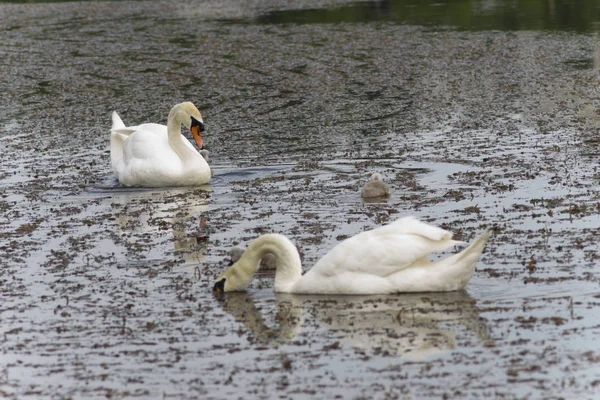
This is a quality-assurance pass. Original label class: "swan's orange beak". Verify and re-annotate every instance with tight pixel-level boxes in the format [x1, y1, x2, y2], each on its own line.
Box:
[190, 117, 205, 150]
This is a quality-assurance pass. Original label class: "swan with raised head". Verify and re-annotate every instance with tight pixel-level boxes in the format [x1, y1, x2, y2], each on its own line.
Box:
[214, 216, 491, 294]
[361, 172, 391, 198]
[110, 102, 211, 187]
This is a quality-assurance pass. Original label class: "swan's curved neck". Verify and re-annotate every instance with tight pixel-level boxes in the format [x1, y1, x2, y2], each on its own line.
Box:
[167, 108, 197, 162]
[244, 234, 303, 293]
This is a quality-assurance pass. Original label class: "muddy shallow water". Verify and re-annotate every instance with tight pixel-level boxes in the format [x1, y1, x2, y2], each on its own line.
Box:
[2, 0, 600, 398]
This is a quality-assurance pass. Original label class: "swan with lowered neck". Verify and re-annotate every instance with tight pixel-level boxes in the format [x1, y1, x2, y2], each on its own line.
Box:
[214, 216, 491, 295]
[110, 102, 211, 187]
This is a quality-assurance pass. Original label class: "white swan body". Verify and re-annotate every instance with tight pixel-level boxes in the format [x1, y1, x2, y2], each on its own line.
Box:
[110, 102, 211, 187]
[361, 172, 391, 198]
[214, 216, 491, 295]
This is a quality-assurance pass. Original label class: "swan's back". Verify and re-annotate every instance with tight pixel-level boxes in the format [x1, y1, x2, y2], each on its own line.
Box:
[110, 113, 171, 174]
[122, 124, 171, 162]
[309, 217, 460, 278]
[294, 217, 490, 294]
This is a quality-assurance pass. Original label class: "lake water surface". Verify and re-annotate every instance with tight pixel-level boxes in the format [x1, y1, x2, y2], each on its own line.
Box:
[2, 0, 600, 398]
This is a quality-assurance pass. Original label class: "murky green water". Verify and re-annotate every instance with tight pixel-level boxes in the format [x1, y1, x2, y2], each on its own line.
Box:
[257, 0, 600, 32]
[2, 0, 600, 399]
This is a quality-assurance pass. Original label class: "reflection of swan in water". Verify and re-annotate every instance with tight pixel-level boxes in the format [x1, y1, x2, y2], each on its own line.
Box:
[306, 291, 492, 359]
[215, 291, 303, 346]
[216, 290, 492, 358]
[110, 187, 210, 264]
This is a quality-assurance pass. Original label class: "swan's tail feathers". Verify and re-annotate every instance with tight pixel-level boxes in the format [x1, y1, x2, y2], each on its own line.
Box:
[111, 112, 136, 136]
[111, 111, 125, 130]
[446, 228, 492, 289]
[110, 131, 125, 175]
[112, 128, 136, 136]
[455, 228, 491, 263]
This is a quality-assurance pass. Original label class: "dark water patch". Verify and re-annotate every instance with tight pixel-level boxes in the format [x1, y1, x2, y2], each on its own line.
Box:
[211, 165, 292, 183]
[89, 176, 214, 195]
[255, 0, 600, 32]
[257, 99, 306, 115]
[168, 36, 197, 49]
[562, 57, 594, 70]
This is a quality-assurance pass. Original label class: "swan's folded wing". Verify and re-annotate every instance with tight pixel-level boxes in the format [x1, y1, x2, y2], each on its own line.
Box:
[386, 216, 454, 241]
[118, 124, 170, 162]
[112, 122, 165, 136]
[309, 220, 461, 278]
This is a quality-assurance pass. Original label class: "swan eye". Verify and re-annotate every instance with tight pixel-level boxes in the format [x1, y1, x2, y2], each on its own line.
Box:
[213, 278, 226, 293]
[191, 117, 204, 132]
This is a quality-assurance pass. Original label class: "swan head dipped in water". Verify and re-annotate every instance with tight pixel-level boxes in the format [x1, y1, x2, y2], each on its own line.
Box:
[214, 235, 302, 293]
[214, 251, 258, 292]
[213, 216, 492, 295]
